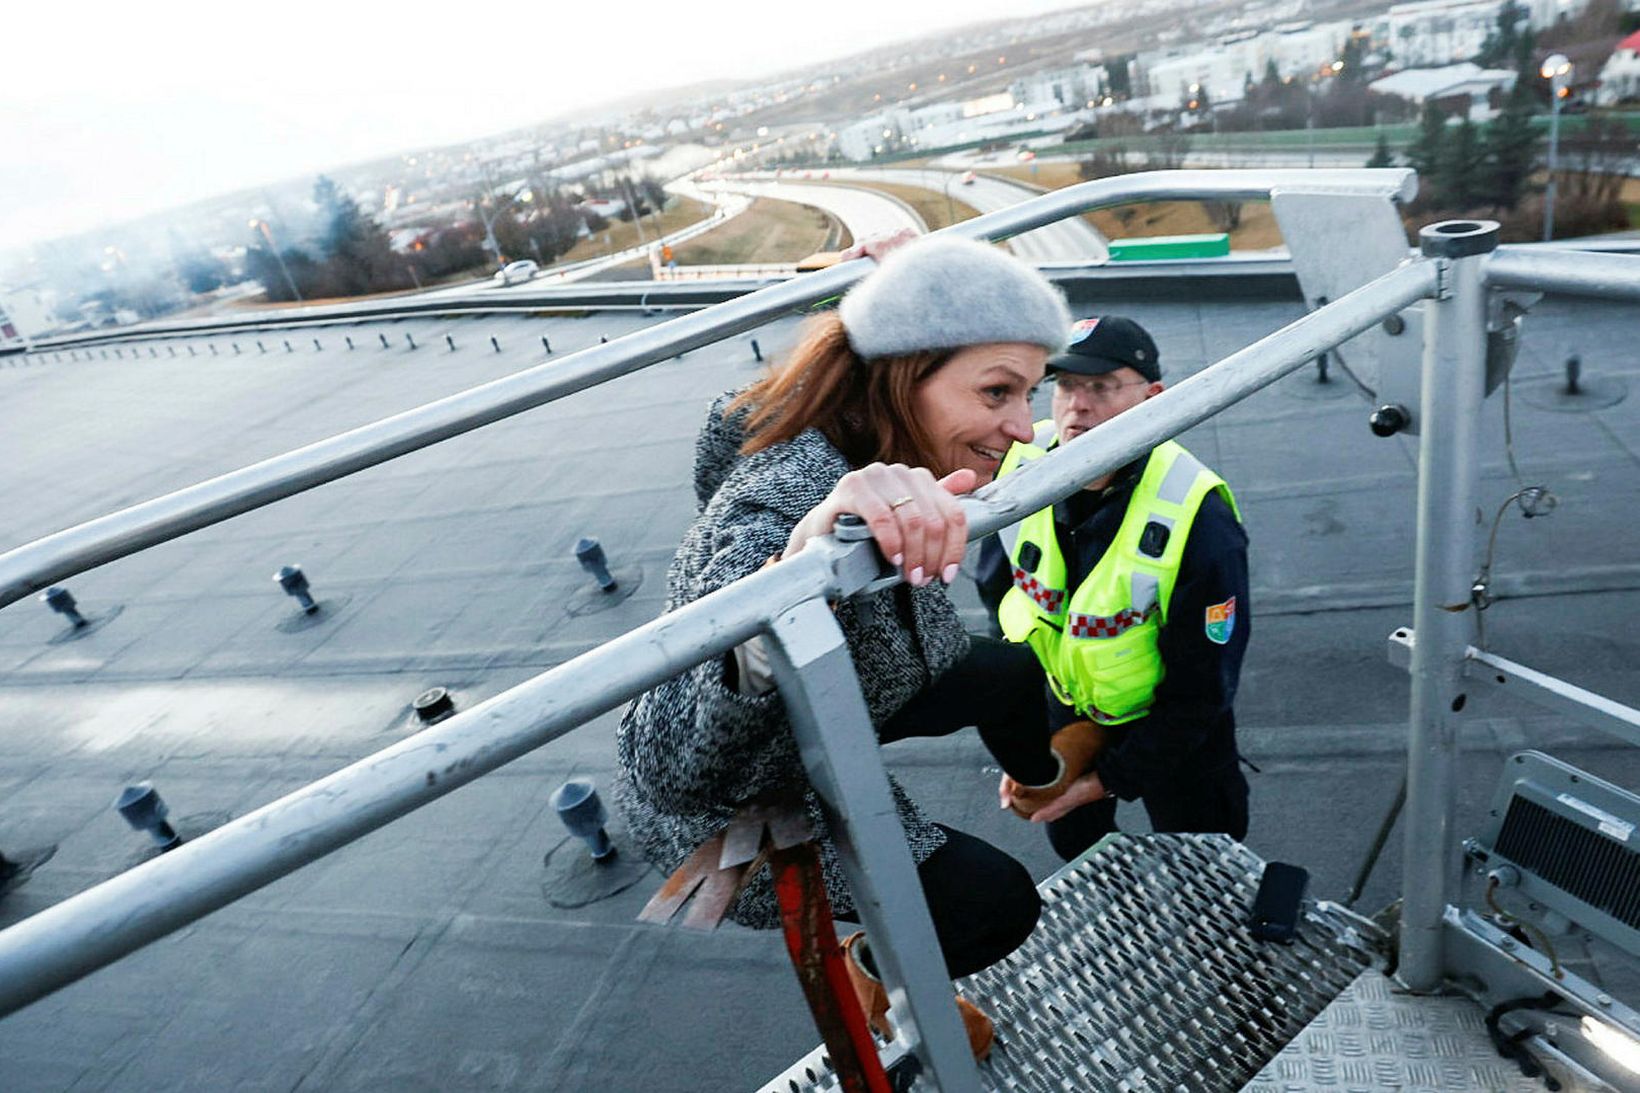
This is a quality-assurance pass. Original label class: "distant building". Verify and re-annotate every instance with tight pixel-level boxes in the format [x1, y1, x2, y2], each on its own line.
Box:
[1369, 62, 1518, 118]
[1372, 0, 1590, 68]
[1137, 21, 1354, 106]
[1008, 65, 1103, 110]
[1595, 28, 1640, 105]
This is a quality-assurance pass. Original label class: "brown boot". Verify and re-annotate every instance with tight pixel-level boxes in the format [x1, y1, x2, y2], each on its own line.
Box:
[957, 995, 995, 1061]
[1008, 719, 1112, 819]
[841, 933, 996, 1061]
[841, 931, 893, 1040]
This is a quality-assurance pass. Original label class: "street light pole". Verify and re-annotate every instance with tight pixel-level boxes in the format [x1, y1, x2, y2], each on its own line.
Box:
[1541, 54, 1572, 242]
[249, 219, 303, 303]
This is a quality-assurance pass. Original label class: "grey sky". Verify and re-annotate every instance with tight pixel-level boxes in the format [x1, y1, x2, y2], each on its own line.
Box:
[4, 0, 1094, 250]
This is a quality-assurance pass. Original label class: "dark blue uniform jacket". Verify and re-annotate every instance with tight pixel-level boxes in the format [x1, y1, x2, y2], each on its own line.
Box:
[978, 450, 1250, 801]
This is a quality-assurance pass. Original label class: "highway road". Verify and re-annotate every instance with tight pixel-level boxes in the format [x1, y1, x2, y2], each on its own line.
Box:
[692, 176, 922, 241]
[821, 166, 1109, 262]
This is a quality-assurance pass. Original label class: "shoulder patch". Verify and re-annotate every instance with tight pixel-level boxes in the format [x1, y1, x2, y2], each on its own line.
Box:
[1205, 596, 1236, 645]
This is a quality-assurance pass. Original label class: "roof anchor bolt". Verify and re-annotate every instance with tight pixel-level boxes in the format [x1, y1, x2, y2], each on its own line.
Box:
[345, 336, 354, 350]
[313, 338, 322, 351]
[541, 335, 552, 354]
[412, 686, 456, 725]
[1564, 354, 1581, 395]
[551, 780, 616, 862]
[751, 338, 763, 362]
[41, 586, 87, 629]
[379, 332, 390, 349]
[490, 336, 501, 353]
[284, 339, 293, 353]
[445, 334, 456, 352]
[575, 538, 619, 593]
[115, 783, 183, 850]
[405, 333, 417, 350]
[257, 340, 266, 353]
[274, 564, 319, 614]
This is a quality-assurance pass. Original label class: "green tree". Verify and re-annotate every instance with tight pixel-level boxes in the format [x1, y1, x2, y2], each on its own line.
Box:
[1403, 101, 1449, 200]
[1365, 131, 1395, 168]
[313, 175, 404, 295]
[1480, 85, 1538, 208]
[1436, 118, 1482, 208]
[1104, 54, 1132, 98]
[1338, 36, 1368, 84]
[1476, 0, 1527, 67]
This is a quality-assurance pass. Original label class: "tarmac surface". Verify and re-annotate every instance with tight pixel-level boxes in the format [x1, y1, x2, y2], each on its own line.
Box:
[2, 284, 1638, 1091]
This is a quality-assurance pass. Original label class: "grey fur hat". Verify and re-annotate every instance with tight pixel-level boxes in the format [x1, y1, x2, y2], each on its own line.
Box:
[839, 236, 1071, 360]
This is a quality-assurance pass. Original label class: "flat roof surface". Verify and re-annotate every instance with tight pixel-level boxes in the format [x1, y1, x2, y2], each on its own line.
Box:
[2, 290, 1638, 1090]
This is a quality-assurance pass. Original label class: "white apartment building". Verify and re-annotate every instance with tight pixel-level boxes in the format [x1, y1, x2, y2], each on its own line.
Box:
[1138, 21, 1353, 106]
[1008, 65, 1104, 110]
[1372, 0, 1589, 68]
[837, 111, 914, 161]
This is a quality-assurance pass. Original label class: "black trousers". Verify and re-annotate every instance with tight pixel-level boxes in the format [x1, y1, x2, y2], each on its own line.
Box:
[840, 637, 1052, 978]
[1045, 759, 1250, 862]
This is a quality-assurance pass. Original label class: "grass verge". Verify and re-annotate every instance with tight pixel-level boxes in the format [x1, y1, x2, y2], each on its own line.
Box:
[555, 196, 717, 265]
[671, 198, 849, 265]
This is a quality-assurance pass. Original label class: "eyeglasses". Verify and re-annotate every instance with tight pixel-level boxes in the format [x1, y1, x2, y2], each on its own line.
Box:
[1051, 374, 1151, 401]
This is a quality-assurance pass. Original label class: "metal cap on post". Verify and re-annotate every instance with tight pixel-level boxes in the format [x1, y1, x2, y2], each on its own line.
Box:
[574, 538, 618, 592]
[273, 564, 318, 614]
[1419, 219, 1499, 260]
[40, 586, 88, 628]
[550, 780, 615, 861]
[114, 784, 182, 851]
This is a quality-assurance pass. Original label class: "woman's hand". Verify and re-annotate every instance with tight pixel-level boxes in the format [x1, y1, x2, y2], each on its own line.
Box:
[784, 463, 977, 586]
[1000, 769, 1108, 824]
[838, 227, 919, 264]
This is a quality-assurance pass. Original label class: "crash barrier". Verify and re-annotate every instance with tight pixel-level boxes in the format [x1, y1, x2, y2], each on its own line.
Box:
[3, 172, 1640, 1088]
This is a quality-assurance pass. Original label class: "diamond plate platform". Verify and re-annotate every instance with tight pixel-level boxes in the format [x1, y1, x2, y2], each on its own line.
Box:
[1242, 969, 1553, 1093]
[759, 834, 1378, 1092]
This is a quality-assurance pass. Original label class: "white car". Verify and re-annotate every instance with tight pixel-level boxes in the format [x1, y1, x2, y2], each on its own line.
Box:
[494, 260, 539, 286]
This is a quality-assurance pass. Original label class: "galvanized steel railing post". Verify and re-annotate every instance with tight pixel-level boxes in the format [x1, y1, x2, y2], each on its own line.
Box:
[1398, 220, 1499, 991]
[765, 597, 982, 1092]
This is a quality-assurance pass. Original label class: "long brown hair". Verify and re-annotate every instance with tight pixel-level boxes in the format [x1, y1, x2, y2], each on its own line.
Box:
[728, 312, 950, 469]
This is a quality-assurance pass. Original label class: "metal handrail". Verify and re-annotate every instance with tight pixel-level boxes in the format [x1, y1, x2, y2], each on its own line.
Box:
[0, 254, 1439, 1019]
[0, 169, 1413, 612]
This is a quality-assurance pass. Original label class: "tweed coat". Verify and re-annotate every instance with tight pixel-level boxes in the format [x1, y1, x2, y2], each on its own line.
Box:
[614, 393, 971, 929]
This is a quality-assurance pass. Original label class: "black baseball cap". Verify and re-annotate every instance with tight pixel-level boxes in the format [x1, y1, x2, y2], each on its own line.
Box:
[1047, 316, 1161, 382]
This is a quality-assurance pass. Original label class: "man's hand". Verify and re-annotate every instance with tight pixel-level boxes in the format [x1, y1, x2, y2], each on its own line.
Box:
[1028, 771, 1107, 824]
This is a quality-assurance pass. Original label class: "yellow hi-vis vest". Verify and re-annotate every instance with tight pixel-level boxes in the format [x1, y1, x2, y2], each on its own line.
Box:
[997, 435, 1240, 724]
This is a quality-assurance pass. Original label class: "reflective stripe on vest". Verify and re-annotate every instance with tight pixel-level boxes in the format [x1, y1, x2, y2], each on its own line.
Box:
[997, 438, 1239, 724]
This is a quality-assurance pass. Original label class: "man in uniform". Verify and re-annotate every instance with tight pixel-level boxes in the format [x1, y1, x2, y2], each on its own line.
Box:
[990, 316, 1251, 861]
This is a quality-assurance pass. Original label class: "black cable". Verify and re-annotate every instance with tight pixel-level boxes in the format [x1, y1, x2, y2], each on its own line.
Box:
[1485, 991, 1570, 1091]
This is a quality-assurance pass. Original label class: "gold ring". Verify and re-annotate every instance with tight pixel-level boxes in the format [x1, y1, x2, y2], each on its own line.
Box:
[889, 495, 915, 509]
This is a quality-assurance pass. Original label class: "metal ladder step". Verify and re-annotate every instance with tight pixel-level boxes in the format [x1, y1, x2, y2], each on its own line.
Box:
[759, 833, 1378, 1092]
